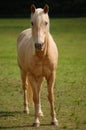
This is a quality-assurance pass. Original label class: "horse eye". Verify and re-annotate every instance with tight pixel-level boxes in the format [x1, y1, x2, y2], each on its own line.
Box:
[31, 22, 34, 26]
[45, 21, 48, 25]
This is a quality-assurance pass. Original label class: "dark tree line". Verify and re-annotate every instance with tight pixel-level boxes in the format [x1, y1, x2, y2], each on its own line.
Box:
[0, 0, 86, 17]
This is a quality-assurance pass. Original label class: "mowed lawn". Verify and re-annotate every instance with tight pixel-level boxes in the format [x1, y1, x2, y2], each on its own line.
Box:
[0, 18, 86, 130]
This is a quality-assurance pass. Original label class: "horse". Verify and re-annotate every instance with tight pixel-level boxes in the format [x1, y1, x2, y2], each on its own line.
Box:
[17, 4, 58, 127]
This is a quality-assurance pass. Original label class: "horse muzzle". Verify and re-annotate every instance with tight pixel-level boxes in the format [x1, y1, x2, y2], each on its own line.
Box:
[35, 43, 45, 50]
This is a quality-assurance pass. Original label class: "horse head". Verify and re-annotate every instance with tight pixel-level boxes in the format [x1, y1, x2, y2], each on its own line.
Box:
[31, 4, 49, 52]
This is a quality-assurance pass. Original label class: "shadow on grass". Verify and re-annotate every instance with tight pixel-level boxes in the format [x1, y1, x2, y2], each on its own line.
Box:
[0, 111, 22, 117]
[0, 125, 31, 129]
[0, 124, 52, 130]
[0, 111, 52, 129]
[0, 124, 51, 130]
[0, 111, 32, 129]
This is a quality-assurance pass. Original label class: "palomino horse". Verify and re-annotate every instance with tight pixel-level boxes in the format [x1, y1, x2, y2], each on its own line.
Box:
[17, 4, 58, 127]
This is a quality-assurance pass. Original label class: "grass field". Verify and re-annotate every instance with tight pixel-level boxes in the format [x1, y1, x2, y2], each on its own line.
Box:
[0, 18, 86, 130]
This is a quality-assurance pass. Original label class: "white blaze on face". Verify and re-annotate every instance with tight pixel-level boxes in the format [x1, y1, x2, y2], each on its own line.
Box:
[31, 5, 49, 51]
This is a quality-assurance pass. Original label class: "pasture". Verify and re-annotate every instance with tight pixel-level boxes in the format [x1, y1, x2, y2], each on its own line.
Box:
[0, 18, 86, 130]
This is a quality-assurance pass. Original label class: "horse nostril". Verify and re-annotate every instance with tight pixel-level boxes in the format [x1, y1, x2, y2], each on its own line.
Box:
[35, 43, 39, 49]
[35, 43, 43, 50]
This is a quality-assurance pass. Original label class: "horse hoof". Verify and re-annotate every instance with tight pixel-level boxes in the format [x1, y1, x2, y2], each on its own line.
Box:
[51, 121, 58, 126]
[33, 123, 40, 127]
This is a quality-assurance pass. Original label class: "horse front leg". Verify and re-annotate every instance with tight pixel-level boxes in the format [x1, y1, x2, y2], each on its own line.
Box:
[47, 71, 58, 126]
[32, 86, 41, 127]
[21, 71, 29, 114]
[37, 84, 44, 117]
[29, 77, 43, 127]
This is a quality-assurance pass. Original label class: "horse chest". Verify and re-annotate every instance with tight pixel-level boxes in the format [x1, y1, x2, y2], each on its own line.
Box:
[42, 60, 53, 78]
[28, 57, 52, 78]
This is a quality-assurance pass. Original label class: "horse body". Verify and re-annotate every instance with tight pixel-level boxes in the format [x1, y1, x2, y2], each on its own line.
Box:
[17, 28, 57, 77]
[17, 5, 58, 127]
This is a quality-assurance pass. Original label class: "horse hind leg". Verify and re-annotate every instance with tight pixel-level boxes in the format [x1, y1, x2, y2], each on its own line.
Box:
[21, 71, 29, 114]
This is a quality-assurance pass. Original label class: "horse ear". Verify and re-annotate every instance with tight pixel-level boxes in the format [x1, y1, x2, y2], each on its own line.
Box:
[31, 4, 36, 13]
[44, 4, 49, 13]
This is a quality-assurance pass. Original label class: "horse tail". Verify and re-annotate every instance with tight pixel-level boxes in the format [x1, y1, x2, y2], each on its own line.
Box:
[26, 77, 33, 104]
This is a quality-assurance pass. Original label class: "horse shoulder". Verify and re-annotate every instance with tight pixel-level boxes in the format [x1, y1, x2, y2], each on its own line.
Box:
[47, 33, 58, 66]
[42, 34, 58, 78]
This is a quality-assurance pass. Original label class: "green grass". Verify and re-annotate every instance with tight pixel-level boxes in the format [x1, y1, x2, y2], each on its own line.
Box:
[0, 18, 86, 130]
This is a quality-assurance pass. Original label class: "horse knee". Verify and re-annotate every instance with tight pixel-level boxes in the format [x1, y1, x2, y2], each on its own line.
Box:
[33, 95, 39, 104]
[48, 93, 54, 103]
